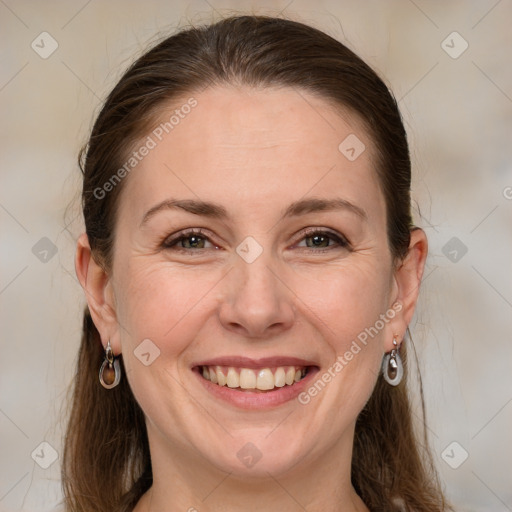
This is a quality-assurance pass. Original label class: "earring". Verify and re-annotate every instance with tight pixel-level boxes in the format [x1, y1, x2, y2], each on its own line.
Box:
[99, 340, 121, 389]
[382, 336, 403, 386]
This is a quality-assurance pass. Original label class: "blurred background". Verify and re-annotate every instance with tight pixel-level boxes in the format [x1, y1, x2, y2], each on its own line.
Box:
[0, 1, 511, 510]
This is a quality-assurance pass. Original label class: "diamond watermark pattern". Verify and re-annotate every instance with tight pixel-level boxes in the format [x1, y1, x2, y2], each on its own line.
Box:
[441, 31, 468, 59]
[31, 441, 59, 469]
[31, 32, 59, 59]
[236, 236, 263, 264]
[442, 236, 468, 263]
[338, 134, 366, 161]
[441, 441, 469, 469]
[32, 237, 58, 263]
[237, 442, 262, 468]
[134, 338, 161, 366]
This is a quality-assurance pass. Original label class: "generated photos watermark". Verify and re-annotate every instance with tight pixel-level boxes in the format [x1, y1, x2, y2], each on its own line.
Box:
[297, 302, 402, 405]
[93, 97, 198, 200]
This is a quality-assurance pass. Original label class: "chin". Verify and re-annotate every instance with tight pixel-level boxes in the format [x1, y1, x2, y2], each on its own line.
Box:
[192, 427, 315, 479]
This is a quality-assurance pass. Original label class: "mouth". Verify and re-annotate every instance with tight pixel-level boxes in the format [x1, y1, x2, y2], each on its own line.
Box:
[198, 365, 309, 392]
[192, 357, 319, 409]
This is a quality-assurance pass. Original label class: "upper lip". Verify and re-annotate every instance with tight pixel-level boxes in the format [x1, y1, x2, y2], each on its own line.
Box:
[192, 356, 318, 369]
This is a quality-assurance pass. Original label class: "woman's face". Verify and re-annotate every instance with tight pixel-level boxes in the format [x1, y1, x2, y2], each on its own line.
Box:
[91, 85, 411, 478]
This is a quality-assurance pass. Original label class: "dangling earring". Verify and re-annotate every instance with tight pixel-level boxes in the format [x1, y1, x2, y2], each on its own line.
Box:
[382, 336, 403, 386]
[99, 340, 121, 389]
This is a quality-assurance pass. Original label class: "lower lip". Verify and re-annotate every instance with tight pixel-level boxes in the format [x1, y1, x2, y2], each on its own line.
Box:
[193, 367, 319, 410]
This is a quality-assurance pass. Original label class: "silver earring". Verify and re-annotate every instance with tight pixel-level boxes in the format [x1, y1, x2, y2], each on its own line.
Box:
[382, 337, 403, 386]
[99, 340, 121, 389]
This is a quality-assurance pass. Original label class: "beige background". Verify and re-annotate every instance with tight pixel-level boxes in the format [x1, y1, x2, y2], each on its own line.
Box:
[1, 1, 511, 510]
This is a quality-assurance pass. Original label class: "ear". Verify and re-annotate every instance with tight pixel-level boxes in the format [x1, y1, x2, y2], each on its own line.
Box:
[385, 228, 428, 350]
[75, 233, 121, 354]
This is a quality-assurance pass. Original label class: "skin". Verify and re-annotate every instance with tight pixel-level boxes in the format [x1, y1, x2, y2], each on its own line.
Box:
[76, 85, 427, 512]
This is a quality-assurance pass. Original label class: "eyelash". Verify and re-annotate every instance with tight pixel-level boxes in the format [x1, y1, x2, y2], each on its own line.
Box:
[297, 227, 350, 252]
[161, 227, 351, 253]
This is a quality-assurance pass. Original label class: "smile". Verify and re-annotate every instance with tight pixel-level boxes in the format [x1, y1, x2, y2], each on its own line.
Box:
[199, 365, 309, 392]
[192, 356, 319, 409]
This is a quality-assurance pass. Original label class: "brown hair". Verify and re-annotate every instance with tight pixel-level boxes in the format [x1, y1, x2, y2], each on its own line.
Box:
[63, 15, 450, 511]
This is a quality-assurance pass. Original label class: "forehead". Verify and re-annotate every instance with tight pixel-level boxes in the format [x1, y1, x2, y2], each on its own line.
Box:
[118, 85, 384, 224]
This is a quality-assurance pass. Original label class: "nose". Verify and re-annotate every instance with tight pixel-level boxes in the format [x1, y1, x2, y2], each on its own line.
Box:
[218, 253, 295, 339]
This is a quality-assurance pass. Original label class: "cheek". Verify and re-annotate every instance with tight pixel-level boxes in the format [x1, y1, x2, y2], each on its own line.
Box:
[298, 272, 389, 413]
[113, 258, 226, 368]
[112, 261, 223, 429]
[291, 259, 392, 403]
[292, 259, 392, 346]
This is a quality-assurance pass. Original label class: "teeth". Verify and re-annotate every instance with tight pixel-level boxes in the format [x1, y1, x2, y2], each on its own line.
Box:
[274, 367, 285, 387]
[240, 368, 256, 389]
[200, 365, 309, 391]
[256, 368, 274, 390]
[216, 366, 226, 386]
[226, 368, 239, 388]
[285, 367, 295, 385]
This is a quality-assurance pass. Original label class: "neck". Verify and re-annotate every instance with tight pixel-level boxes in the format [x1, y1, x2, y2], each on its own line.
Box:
[134, 425, 369, 512]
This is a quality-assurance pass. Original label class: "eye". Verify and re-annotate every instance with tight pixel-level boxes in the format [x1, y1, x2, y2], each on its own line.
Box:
[162, 229, 217, 251]
[294, 228, 350, 252]
[161, 228, 349, 254]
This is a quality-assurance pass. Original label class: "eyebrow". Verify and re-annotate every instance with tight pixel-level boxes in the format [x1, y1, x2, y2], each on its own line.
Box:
[140, 196, 366, 227]
[140, 199, 228, 227]
[282, 197, 367, 220]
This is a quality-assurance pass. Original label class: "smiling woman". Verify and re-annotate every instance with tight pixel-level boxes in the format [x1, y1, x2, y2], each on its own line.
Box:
[64, 15, 452, 512]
